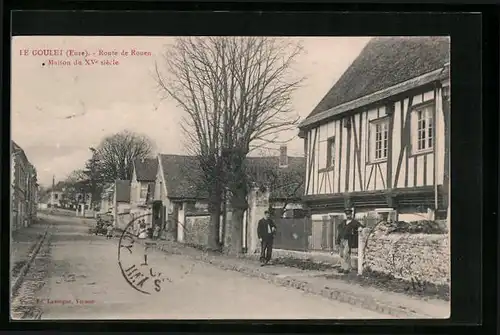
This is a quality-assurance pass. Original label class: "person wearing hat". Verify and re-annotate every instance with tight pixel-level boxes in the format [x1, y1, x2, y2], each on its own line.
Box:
[336, 208, 364, 273]
[257, 210, 277, 266]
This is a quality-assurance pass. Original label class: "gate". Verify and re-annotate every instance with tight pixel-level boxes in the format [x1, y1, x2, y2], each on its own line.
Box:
[309, 215, 343, 251]
[273, 217, 310, 251]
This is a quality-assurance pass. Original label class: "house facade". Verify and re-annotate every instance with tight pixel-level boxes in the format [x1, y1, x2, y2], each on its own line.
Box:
[298, 37, 450, 223]
[49, 184, 64, 208]
[11, 141, 38, 232]
[113, 180, 132, 229]
[75, 192, 93, 215]
[154, 154, 207, 241]
[129, 158, 158, 228]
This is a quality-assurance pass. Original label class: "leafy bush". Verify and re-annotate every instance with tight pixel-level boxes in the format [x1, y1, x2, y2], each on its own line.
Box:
[385, 220, 448, 234]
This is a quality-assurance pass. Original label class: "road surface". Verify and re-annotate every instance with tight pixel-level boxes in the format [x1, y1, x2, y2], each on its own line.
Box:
[25, 214, 389, 319]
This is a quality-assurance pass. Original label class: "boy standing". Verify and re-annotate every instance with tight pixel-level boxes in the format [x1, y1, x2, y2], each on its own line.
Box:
[336, 208, 364, 273]
[106, 224, 114, 239]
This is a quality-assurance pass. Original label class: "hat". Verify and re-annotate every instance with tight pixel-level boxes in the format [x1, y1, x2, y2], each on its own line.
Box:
[344, 208, 353, 213]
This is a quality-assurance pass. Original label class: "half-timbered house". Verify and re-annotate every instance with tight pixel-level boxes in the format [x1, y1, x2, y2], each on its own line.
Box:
[298, 37, 450, 223]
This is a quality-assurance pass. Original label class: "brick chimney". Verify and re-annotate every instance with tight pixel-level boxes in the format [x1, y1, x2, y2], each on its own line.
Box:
[279, 145, 288, 168]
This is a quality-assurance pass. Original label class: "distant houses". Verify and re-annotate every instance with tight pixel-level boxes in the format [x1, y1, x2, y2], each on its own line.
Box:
[38, 177, 93, 217]
[98, 159, 157, 229]
[129, 158, 158, 227]
[100, 146, 306, 244]
[98, 180, 132, 228]
[113, 180, 132, 228]
[48, 183, 64, 208]
[11, 141, 38, 231]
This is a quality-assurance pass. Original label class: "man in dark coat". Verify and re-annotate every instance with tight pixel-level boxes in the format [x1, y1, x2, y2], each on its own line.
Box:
[257, 210, 277, 266]
[336, 208, 364, 273]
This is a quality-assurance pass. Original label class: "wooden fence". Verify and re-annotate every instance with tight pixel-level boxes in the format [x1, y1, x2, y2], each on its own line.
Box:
[273, 218, 310, 251]
[274, 215, 379, 254]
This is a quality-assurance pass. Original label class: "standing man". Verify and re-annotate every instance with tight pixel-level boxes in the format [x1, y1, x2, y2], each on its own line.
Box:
[257, 210, 277, 266]
[336, 208, 364, 274]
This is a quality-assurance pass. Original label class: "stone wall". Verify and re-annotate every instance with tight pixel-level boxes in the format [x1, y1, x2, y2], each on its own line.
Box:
[361, 229, 450, 286]
[184, 215, 210, 247]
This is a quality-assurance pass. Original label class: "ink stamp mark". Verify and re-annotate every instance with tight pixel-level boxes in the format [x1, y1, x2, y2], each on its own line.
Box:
[117, 213, 170, 295]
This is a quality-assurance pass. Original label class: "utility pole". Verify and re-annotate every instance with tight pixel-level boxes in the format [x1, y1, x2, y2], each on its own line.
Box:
[51, 175, 55, 213]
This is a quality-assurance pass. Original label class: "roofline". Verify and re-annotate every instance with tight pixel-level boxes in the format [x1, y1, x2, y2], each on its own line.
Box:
[299, 63, 450, 130]
[137, 178, 156, 182]
[157, 155, 170, 199]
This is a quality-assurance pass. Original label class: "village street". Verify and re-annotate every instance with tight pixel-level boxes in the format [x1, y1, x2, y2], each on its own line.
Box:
[21, 214, 389, 319]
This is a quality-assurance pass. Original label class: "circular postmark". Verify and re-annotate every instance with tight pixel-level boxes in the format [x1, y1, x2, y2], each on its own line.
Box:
[117, 213, 170, 295]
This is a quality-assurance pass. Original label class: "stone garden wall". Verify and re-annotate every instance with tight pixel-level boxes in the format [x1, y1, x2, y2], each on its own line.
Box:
[361, 228, 450, 286]
[184, 215, 211, 247]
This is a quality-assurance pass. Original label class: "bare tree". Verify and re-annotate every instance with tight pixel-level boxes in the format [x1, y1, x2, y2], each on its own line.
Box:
[95, 130, 155, 182]
[155, 37, 304, 254]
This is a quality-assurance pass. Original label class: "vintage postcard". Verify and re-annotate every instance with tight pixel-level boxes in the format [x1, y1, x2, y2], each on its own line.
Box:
[10, 35, 450, 320]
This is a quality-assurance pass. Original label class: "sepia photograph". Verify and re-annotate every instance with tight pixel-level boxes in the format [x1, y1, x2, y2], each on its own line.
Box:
[10, 35, 450, 320]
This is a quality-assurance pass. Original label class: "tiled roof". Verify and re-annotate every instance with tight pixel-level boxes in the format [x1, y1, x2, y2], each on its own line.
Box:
[159, 154, 305, 200]
[115, 180, 131, 202]
[304, 37, 450, 122]
[134, 158, 158, 182]
[159, 155, 207, 199]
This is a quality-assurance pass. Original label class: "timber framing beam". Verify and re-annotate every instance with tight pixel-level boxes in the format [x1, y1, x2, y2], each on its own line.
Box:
[303, 186, 445, 213]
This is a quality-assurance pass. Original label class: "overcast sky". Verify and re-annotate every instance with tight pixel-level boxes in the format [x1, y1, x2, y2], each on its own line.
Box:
[12, 36, 371, 187]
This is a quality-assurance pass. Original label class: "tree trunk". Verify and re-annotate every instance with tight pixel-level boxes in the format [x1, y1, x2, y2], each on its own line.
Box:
[226, 188, 247, 256]
[208, 206, 221, 251]
[228, 207, 244, 256]
[207, 184, 222, 251]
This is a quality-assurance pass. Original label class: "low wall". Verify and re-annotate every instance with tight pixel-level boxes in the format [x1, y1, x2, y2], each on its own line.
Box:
[362, 230, 450, 286]
[184, 215, 210, 247]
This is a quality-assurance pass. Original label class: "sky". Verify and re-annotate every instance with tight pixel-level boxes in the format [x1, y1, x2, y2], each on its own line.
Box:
[12, 36, 371, 187]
